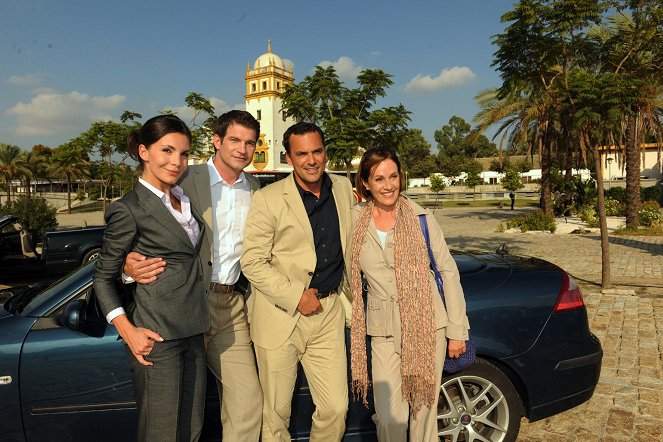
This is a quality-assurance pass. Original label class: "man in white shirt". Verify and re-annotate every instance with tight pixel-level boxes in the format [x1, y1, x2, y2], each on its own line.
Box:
[124, 110, 263, 441]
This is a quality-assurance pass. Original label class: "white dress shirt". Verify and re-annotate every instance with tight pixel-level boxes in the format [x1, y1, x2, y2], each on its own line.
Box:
[207, 157, 252, 285]
[105, 178, 200, 323]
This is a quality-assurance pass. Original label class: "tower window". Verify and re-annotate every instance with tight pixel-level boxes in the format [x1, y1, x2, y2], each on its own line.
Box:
[277, 81, 281, 91]
[256, 110, 261, 121]
[262, 81, 267, 90]
[251, 83, 256, 92]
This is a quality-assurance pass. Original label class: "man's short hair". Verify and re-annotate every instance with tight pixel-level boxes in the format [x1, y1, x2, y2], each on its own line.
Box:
[214, 110, 260, 141]
[282, 122, 325, 154]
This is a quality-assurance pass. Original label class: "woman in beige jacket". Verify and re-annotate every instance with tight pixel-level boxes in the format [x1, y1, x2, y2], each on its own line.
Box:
[349, 147, 469, 441]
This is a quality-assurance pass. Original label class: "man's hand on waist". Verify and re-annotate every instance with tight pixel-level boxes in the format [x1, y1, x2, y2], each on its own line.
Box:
[123, 252, 166, 285]
[297, 288, 322, 316]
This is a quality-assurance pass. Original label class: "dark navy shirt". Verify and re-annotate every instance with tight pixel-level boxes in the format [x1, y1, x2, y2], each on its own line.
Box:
[295, 173, 344, 293]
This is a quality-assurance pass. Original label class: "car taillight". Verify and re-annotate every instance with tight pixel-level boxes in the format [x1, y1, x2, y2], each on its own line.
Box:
[553, 273, 584, 313]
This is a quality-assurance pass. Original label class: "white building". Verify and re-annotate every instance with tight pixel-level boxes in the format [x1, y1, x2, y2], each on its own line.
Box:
[244, 41, 296, 172]
[600, 143, 662, 182]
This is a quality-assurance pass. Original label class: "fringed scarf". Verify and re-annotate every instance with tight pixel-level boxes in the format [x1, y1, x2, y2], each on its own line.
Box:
[350, 196, 436, 413]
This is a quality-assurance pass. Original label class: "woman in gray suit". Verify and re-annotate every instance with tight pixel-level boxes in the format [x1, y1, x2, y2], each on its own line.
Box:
[349, 147, 469, 441]
[93, 115, 209, 442]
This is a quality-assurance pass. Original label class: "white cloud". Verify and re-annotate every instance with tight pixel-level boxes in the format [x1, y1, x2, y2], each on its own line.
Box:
[317, 56, 363, 81]
[404, 66, 476, 92]
[7, 73, 44, 86]
[6, 90, 125, 137]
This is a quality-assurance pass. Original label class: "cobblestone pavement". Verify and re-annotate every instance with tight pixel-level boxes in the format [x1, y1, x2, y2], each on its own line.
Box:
[434, 208, 663, 441]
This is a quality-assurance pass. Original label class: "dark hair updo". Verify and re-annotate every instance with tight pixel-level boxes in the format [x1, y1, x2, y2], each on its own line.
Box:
[127, 114, 192, 166]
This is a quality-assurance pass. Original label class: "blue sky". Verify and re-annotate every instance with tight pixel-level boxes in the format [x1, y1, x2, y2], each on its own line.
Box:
[1, 0, 516, 152]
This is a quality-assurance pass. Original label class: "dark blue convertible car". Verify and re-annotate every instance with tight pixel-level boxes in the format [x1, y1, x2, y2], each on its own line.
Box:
[0, 249, 602, 441]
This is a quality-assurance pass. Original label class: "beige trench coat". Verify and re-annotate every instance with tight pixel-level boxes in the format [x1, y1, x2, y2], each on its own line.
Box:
[350, 198, 469, 350]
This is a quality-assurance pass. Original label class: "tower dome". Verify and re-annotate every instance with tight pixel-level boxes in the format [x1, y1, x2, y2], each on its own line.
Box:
[254, 40, 286, 70]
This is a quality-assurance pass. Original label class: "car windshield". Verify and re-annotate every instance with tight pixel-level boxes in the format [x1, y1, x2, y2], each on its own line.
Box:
[2, 263, 94, 315]
[3, 284, 48, 315]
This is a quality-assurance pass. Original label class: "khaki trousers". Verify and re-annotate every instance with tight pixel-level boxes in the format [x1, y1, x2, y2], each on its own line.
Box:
[205, 289, 262, 442]
[255, 294, 348, 442]
[370, 328, 446, 442]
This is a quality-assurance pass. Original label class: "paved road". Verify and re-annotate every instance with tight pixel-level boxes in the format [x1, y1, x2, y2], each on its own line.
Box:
[434, 207, 663, 441]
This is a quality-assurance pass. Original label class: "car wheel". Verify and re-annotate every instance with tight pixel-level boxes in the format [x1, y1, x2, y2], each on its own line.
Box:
[82, 248, 101, 264]
[438, 358, 522, 442]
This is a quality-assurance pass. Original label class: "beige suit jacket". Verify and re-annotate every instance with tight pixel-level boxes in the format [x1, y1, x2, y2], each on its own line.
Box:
[179, 163, 260, 287]
[350, 198, 469, 349]
[241, 173, 355, 349]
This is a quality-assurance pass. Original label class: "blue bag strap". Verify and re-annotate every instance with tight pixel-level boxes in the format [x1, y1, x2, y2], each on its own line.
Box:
[418, 214, 446, 306]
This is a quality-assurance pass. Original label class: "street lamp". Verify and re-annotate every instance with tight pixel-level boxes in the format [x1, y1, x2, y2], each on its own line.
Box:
[607, 157, 613, 190]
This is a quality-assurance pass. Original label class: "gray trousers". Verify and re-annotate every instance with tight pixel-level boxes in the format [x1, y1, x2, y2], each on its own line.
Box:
[129, 334, 207, 442]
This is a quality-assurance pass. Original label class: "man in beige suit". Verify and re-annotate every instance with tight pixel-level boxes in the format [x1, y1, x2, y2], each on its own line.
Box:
[241, 122, 354, 441]
[125, 111, 263, 441]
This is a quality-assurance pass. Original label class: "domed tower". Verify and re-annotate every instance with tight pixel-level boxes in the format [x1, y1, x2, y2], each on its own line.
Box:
[245, 40, 295, 172]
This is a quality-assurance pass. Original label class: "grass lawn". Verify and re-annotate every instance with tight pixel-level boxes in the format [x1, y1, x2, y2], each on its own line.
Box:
[419, 199, 540, 209]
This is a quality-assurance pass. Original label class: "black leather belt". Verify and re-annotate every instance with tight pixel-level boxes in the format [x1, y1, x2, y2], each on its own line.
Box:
[209, 282, 234, 294]
[316, 289, 336, 300]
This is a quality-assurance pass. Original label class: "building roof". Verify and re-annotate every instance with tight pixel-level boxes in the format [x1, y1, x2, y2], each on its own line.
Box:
[254, 40, 286, 70]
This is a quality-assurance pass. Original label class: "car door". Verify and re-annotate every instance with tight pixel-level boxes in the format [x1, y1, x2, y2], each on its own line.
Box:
[19, 282, 137, 442]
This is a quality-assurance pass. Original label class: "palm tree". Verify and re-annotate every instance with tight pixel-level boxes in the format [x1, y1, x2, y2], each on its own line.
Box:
[50, 142, 91, 214]
[590, 8, 663, 228]
[21, 151, 49, 198]
[0, 143, 27, 202]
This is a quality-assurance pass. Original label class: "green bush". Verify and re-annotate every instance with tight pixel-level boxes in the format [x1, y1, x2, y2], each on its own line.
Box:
[605, 187, 626, 202]
[604, 198, 626, 217]
[88, 185, 102, 201]
[578, 205, 599, 228]
[506, 209, 556, 233]
[0, 196, 57, 241]
[641, 185, 662, 204]
[638, 202, 663, 227]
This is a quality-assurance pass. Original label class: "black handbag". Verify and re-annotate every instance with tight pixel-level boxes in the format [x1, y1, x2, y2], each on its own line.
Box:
[418, 215, 476, 373]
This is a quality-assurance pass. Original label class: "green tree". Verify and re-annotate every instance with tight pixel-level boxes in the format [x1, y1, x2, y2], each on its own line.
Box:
[51, 142, 91, 214]
[501, 167, 524, 192]
[184, 92, 216, 158]
[282, 66, 411, 175]
[0, 196, 57, 242]
[397, 129, 438, 178]
[491, 0, 605, 215]
[0, 143, 27, 202]
[463, 160, 484, 196]
[429, 173, 446, 209]
[590, 4, 663, 228]
[438, 156, 466, 181]
[76, 120, 132, 211]
[435, 115, 497, 162]
[20, 150, 49, 198]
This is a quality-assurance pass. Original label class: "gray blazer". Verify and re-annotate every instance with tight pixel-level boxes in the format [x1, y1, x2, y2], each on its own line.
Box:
[93, 182, 209, 340]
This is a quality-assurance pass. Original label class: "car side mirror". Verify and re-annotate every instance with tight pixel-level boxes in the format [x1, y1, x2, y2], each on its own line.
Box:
[61, 299, 87, 331]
